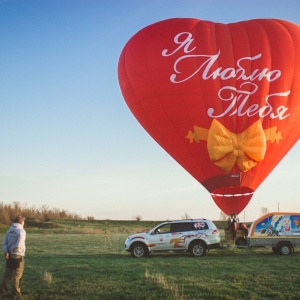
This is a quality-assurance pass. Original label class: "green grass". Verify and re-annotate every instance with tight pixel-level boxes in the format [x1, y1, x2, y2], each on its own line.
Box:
[0, 220, 299, 299]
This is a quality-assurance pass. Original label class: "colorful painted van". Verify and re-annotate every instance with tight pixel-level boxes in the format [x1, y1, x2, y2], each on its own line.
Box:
[246, 212, 300, 254]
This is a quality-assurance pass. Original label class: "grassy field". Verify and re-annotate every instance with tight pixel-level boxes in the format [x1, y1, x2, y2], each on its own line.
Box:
[0, 220, 299, 299]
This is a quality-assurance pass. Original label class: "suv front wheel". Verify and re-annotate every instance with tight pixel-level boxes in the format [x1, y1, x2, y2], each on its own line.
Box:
[189, 241, 207, 257]
[130, 242, 148, 258]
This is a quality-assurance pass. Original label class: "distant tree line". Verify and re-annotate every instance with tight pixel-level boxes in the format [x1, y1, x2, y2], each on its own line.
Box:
[0, 201, 82, 226]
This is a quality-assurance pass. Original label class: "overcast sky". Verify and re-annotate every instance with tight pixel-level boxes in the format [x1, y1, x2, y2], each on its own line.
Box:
[0, 0, 299, 222]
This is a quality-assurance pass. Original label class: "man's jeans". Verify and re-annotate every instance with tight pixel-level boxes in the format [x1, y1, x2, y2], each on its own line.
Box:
[0, 255, 25, 296]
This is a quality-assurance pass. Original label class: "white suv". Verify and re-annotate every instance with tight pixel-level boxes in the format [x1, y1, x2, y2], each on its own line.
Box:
[125, 219, 221, 258]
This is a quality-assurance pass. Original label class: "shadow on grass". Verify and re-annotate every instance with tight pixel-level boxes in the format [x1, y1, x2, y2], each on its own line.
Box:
[26, 246, 300, 262]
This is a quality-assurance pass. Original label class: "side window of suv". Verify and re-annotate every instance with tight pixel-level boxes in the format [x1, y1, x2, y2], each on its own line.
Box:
[171, 222, 194, 232]
[193, 222, 208, 230]
[156, 224, 171, 234]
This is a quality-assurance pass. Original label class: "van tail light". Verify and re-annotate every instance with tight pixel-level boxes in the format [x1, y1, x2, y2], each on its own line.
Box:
[212, 229, 219, 234]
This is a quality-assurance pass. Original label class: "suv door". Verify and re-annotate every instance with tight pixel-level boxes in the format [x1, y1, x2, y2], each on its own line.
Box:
[169, 222, 195, 249]
[148, 223, 173, 251]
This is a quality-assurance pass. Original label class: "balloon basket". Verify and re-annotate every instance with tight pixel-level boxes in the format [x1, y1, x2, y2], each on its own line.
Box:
[224, 229, 245, 241]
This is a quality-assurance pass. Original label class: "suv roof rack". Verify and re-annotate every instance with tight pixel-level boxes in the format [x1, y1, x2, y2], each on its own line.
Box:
[168, 218, 207, 222]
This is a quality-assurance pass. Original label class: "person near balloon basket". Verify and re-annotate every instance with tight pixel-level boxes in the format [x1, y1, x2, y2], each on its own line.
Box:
[227, 214, 249, 240]
[227, 214, 239, 238]
[0, 216, 26, 299]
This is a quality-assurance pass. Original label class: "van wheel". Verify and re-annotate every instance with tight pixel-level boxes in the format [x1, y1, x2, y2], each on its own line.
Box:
[130, 243, 148, 258]
[278, 243, 292, 255]
[190, 241, 206, 257]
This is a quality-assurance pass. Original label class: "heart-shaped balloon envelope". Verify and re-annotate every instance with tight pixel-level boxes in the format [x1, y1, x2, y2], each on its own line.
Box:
[118, 18, 300, 215]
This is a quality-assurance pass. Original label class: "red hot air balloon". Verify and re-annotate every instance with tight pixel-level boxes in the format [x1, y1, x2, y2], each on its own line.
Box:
[118, 18, 300, 216]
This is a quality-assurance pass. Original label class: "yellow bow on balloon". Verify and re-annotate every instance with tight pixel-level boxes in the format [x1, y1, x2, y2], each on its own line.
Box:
[186, 120, 282, 173]
[207, 119, 266, 172]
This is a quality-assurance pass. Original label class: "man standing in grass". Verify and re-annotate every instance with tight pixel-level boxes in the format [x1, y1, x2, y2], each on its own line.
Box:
[0, 216, 26, 299]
